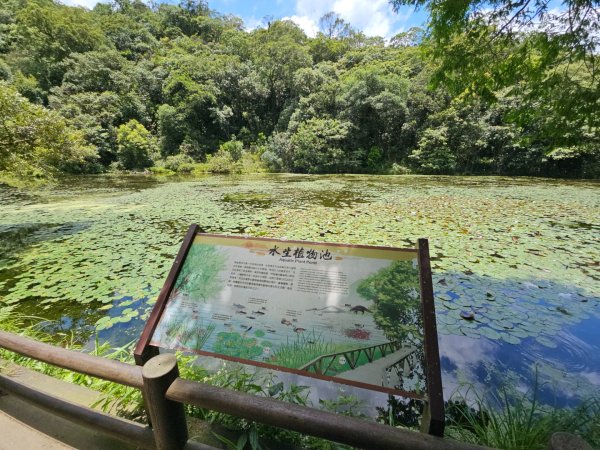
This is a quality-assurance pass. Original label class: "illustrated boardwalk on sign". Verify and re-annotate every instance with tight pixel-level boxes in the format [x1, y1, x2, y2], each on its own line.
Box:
[299, 341, 401, 375]
[337, 346, 418, 388]
[298, 341, 420, 393]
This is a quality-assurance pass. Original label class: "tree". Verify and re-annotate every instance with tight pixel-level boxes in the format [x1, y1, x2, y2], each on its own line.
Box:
[48, 50, 148, 165]
[389, 1, 599, 61]
[338, 58, 411, 163]
[289, 118, 355, 173]
[115, 119, 156, 170]
[318, 12, 352, 39]
[357, 260, 422, 345]
[157, 0, 209, 38]
[93, 5, 158, 60]
[409, 127, 456, 174]
[389, 27, 424, 47]
[0, 82, 96, 177]
[251, 21, 312, 129]
[14, 1, 107, 91]
[389, 0, 600, 153]
[0, 0, 596, 178]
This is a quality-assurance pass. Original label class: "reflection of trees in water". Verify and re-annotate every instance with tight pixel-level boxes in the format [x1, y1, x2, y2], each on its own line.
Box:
[390, 347, 426, 393]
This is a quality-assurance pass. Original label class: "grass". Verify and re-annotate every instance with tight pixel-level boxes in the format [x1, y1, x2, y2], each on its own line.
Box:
[377, 387, 599, 450]
[272, 331, 392, 377]
[0, 305, 146, 419]
[271, 330, 354, 372]
[162, 314, 216, 351]
[444, 383, 600, 450]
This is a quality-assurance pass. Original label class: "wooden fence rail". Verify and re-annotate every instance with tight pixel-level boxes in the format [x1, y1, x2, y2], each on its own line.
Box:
[0, 330, 491, 450]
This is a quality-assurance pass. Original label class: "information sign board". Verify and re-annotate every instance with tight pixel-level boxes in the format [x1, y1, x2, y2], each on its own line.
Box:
[135, 225, 444, 434]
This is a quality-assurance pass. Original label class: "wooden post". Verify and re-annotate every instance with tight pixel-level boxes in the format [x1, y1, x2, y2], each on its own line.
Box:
[418, 238, 445, 436]
[142, 354, 188, 450]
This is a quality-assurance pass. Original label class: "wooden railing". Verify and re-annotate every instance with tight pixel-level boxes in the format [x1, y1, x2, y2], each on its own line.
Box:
[0, 330, 491, 450]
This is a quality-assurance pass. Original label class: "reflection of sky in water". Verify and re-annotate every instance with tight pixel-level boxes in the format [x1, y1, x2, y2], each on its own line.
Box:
[439, 315, 600, 407]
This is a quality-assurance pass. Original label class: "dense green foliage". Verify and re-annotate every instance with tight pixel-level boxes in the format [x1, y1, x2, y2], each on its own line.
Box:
[390, 0, 600, 176]
[0, 0, 597, 180]
[0, 82, 96, 177]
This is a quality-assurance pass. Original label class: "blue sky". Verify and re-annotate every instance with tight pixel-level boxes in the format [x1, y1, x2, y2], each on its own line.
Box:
[207, 0, 428, 38]
[61, 0, 429, 39]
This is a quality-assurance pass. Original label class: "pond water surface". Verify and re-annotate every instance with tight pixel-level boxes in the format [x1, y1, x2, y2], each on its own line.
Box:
[0, 174, 598, 409]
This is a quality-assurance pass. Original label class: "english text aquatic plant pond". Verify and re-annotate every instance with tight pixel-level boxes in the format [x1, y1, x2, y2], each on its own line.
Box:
[0, 174, 598, 408]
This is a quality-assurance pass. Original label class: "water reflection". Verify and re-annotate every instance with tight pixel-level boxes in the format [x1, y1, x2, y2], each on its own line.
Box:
[439, 315, 600, 407]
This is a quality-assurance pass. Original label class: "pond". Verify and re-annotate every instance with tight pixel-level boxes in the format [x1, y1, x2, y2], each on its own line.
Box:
[0, 174, 598, 410]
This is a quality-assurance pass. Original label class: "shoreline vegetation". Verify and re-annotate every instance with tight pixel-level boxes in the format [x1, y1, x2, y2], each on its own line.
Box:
[0, 306, 598, 449]
[1, 1, 598, 186]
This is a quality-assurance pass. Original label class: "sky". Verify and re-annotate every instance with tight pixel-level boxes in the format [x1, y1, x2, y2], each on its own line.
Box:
[59, 0, 429, 39]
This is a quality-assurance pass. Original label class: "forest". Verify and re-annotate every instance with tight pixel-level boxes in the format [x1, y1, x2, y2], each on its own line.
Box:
[0, 0, 598, 180]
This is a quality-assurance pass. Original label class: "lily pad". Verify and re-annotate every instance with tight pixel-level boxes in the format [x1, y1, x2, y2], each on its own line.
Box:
[536, 336, 558, 348]
[0, 173, 598, 404]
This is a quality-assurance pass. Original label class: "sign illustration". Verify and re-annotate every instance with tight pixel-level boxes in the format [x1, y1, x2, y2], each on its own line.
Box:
[134, 225, 444, 435]
[135, 227, 441, 406]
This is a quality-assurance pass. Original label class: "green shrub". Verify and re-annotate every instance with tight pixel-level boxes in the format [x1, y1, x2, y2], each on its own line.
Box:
[206, 149, 267, 174]
[0, 82, 97, 179]
[162, 154, 194, 173]
[239, 151, 267, 173]
[0, 59, 11, 81]
[148, 166, 175, 175]
[289, 118, 354, 174]
[116, 119, 157, 170]
[409, 127, 457, 174]
[388, 163, 412, 175]
[219, 138, 244, 162]
[366, 147, 383, 172]
[206, 149, 240, 174]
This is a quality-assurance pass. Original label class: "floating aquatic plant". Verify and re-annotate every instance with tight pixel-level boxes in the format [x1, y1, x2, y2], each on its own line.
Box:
[0, 174, 598, 399]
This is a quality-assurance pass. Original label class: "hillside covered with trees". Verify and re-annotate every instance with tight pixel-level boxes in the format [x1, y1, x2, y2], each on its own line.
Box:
[0, 0, 598, 179]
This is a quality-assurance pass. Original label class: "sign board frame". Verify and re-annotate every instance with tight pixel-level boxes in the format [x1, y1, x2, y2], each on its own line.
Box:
[134, 224, 444, 435]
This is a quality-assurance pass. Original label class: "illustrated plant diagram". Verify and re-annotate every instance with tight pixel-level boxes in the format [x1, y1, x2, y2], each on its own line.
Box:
[173, 244, 227, 301]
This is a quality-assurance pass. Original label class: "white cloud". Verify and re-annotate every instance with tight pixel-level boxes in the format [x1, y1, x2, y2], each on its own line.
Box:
[54, 0, 416, 39]
[243, 16, 264, 32]
[438, 334, 497, 402]
[58, 0, 107, 9]
[282, 15, 319, 37]
[292, 0, 412, 39]
[581, 371, 600, 386]
[439, 333, 496, 370]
